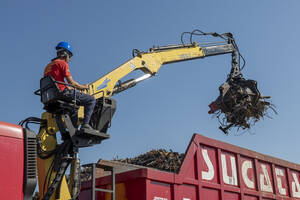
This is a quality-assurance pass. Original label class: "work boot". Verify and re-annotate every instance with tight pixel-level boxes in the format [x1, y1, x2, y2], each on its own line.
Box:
[80, 124, 98, 132]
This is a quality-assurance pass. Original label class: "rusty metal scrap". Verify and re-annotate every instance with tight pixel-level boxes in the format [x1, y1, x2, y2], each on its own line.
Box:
[210, 78, 276, 134]
[115, 149, 185, 173]
[80, 166, 93, 182]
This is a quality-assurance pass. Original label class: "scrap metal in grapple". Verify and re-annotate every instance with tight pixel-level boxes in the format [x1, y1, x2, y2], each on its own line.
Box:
[209, 78, 276, 134]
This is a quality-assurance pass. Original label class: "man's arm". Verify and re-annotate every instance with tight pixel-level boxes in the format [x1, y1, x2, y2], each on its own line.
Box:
[66, 76, 88, 90]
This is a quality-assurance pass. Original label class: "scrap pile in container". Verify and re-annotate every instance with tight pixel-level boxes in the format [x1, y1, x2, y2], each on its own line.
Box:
[115, 149, 185, 173]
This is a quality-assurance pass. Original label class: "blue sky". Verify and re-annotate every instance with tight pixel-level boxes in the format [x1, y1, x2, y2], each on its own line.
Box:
[1, 1, 299, 165]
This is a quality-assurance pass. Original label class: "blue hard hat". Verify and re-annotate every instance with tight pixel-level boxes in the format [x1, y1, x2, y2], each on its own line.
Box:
[55, 41, 73, 57]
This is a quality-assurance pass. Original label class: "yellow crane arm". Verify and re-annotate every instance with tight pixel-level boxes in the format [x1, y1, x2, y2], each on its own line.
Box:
[88, 43, 235, 99]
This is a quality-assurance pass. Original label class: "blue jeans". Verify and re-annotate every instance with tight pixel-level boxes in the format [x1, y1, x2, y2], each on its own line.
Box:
[63, 89, 96, 124]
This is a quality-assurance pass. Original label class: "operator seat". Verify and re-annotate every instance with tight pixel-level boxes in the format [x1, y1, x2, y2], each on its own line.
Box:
[35, 76, 110, 147]
[36, 76, 79, 114]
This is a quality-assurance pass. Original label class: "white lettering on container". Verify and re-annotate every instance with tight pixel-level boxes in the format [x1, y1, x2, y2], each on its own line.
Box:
[154, 197, 168, 200]
[242, 160, 254, 189]
[183, 198, 191, 200]
[292, 173, 300, 198]
[201, 149, 214, 180]
[260, 164, 273, 192]
[275, 168, 286, 195]
[221, 154, 238, 186]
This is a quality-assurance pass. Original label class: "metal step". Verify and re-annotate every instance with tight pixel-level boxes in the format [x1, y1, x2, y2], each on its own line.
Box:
[72, 130, 110, 148]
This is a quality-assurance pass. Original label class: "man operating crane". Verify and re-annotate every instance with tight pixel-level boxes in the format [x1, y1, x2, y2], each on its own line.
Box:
[43, 41, 97, 132]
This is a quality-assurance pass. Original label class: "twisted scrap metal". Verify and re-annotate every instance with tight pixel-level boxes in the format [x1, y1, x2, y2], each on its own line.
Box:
[115, 149, 185, 173]
[80, 166, 92, 182]
[209, 78, 277, 134]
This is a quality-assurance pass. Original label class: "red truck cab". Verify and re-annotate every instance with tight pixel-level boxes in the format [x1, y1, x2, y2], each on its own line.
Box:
[0, 122, 37, 200]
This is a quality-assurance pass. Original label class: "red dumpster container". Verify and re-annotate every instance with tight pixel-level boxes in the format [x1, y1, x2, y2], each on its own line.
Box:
[80, 134, 300, 200]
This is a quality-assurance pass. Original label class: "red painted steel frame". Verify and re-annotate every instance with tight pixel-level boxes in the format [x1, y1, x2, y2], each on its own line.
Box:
[0, 122, 24, 200]
[80, 134, 300, 200]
